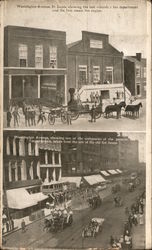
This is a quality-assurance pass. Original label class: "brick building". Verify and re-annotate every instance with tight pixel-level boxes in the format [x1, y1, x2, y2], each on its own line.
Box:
[124, 53, 146, 98]
[61, 135, 139, 176]
[4, 26, 67, 110]
[67, 31, 130, 103]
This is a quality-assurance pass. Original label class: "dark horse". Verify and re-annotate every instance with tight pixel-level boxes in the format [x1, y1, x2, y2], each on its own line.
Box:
[104, 101, 126, 119]
[125, 102, 142, 118]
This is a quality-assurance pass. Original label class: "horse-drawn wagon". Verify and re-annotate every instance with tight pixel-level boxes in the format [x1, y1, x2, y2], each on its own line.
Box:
[43, 211, 73, 233]
[82, 218, 105, 238]
[87, 195, 102, 209]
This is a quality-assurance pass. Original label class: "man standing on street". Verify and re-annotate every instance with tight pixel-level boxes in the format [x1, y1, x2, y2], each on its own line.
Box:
[21, 219, 26, 233]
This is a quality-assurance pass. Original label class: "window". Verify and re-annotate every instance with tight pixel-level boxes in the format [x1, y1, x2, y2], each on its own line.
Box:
[35, 45, 43, 68]
[101, 90, 110, 99]
[54, 152, 59, 164]
[48, 151, 53, 164]
[49, 46, 57, 68]
[19, 44, 28, 67]
[79, 65, 87, 84]
[39, 149, 45, 164]
[93, 66, 100, 83]
[137, 84, 141, 95]
[143, 67, 146, 78]
[31, 142, 35, 156]
[136, 66, 140, 77]
[90, 39, 103, 49]
[105, 67, 113, 84]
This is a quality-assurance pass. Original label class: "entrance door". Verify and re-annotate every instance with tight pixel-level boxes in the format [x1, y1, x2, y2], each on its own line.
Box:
[101, 90, 110, 99]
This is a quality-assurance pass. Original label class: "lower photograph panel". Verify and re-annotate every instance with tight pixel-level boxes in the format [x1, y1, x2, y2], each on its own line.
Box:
[2, 130, 145, 249]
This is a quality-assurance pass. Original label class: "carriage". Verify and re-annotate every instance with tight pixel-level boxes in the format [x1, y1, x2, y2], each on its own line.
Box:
[47, 106, 68, 125]
[43, 213, 73, 232]
[87, 195, 102, 209]
[82, 218, 105, 238]
[68, 100, 126, 120]
[111, 184, 121, 194]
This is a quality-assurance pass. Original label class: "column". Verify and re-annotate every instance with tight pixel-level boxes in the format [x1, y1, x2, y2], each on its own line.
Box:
[6, 137, 10, 155]
[13, 138, 16, 156]
[46, 168, 49, 182]
[15, 162, 18, 181]
[37, 161, 40, 178]
[22, 78, 25, 98]
[8, 162, 12, 182]
[45, 151, 48, 164]
[30, 162, 34, 180]
[52, 151, 55, 165]
[9, 75, 12, 100]
[64, 74, 67, 106]
[28, 141, 32, 155]
[88, 56, 91, 84]
[19, 138, 25, 156]
[21, 160, 26, 181]
[38, 75, 40, 98]
[59, 152, 61, 165]
[75, 55, 78, 89]
[59, 168, 62, 181]
[35, 141, 39, 156]
[52, 168, 56, 181]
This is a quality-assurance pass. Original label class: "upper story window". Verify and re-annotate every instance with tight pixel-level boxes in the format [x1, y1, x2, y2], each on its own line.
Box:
[35, 45, 43, 68]
[136, 66, 141, 77]
[93, 66, 100, 83]
[49, 46, 57, 68]
[105, 66, 113, 84]
[19, 44, 28, 67]
[90, 39, 103, 49]
[54, 152, 59, 164]
[79, 65, 87, 84]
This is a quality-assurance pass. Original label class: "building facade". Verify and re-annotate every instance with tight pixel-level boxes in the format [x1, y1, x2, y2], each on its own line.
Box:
[61, 135, 139, 176]
[4, 26, 67, 110]
[124, 53, 146, 98]
[67, 31, 127, 102]
[3, 133, 62, 189]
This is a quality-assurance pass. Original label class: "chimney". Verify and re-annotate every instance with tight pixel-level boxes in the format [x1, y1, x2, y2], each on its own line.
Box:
[136, 53, 142, 61]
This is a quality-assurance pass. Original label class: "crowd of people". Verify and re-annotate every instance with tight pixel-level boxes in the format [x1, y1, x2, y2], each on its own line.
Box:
[6, 102, 74, 127]
[43, 205, 73, 232]
[2, 213, 15, 235]
[110, 190, 145, 250]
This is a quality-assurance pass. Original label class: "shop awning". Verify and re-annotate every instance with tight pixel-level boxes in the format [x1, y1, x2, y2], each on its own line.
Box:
[6, 188, 37, 209]
[6, 188, 48, 210]
[29, 192, 48, 203]
[116, 169, 122, 173]
[107, 170, 119, 175]
[83, 175, 106, 186]
[100, 170, 110, 176]
[61, 177, 82, 188]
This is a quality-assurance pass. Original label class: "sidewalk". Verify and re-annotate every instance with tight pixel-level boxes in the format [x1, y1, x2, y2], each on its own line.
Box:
[132, 223, 145, 249]
[3, 201, 71, 237]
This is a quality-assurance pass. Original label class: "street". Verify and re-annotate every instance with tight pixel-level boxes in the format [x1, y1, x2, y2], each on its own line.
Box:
[4, 180, 145, 249]
[4, 99, 146, 132]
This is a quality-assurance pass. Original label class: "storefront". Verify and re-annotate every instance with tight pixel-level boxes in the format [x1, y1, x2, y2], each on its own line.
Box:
[4, 68, 67, 110]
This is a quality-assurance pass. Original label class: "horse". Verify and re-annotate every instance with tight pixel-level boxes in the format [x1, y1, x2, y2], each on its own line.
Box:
[125, 102, 142, 118]
[104, 101, 126, 119]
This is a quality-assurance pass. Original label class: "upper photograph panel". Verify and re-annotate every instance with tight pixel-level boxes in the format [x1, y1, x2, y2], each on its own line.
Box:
[3, 0, 147, 131]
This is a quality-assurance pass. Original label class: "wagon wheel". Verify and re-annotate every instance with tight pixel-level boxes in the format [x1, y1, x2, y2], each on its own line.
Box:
[71, 110, 79, 120]
[61, 111, 67, 124]
[48, 113, 55, 125]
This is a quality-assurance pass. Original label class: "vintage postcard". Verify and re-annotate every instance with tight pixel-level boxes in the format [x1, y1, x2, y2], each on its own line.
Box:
[0, 0, 151, 249]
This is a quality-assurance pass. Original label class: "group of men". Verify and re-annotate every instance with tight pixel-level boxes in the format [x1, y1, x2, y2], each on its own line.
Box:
[2, 214, 14, 234]
[44, 205, 73, 232]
